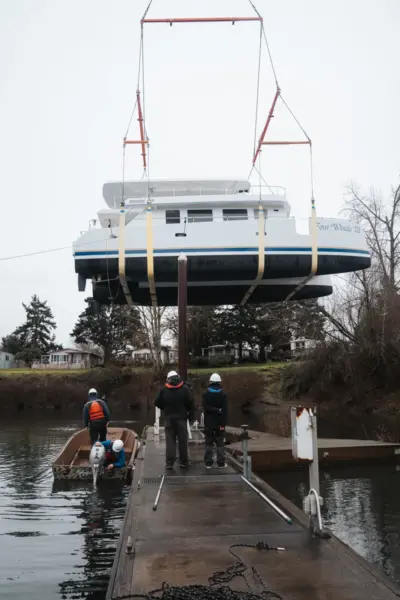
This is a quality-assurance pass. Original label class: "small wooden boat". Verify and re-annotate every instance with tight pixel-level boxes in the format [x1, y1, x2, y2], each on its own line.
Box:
[52, 427, 139, 482]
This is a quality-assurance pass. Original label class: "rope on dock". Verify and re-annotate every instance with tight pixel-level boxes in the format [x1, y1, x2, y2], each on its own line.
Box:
[113, 541, 283, 600]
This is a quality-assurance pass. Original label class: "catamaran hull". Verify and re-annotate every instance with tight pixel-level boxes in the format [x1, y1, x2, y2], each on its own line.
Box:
[73, 250, 369, 305]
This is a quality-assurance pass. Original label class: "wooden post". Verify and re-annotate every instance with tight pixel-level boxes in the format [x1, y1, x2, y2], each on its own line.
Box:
[178, 254, 188, 383]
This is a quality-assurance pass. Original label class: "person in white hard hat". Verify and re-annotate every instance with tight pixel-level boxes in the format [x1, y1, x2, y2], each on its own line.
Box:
[100, 439, 125, 470]
[83, 388, 110, 445]
[155, 370, 195, 470]
[202, 373, 228, 468]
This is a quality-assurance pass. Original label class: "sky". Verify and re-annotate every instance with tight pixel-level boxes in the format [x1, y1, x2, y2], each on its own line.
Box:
[0, 0, 399, 346]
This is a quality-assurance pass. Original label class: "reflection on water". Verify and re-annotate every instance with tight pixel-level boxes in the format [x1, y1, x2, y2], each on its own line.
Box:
[0, 421, 130, 600]
[264, 464, 400, 584]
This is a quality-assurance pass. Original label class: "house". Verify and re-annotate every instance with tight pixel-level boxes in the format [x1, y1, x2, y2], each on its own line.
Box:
[33, 348, 103, 370]
[201, 344, 258, 361]
[132, 346, 177, 365]
[289, 338, 317, 356]
[0, 350, 16, 369]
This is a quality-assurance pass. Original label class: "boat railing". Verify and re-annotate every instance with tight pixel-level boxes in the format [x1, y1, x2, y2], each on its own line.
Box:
[108, 185, 286, 207]
[249, 185, 286, 197]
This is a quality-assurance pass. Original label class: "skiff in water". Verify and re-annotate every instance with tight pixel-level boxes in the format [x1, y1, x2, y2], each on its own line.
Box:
[72, 179, 370, 306]
[52, 427, 139, 482]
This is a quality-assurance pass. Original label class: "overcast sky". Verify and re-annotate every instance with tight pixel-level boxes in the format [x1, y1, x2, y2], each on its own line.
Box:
[0, 0, 399, 346]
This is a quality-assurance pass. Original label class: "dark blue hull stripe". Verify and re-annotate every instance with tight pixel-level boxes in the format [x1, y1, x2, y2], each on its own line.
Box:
[74, 246, 370, 257]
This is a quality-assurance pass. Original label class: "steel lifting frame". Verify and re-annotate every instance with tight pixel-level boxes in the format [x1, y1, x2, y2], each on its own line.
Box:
[141, 16, 262, 25]
[123, 90, 148, 170]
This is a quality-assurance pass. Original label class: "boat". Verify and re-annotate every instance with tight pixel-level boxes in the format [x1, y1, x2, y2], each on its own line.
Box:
[72, 178, 370, 306]
[52, 427, 139, 482]
[72, 6, 371, 308]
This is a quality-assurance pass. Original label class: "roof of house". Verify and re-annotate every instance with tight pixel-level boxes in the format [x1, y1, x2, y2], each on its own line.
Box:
[47, 348, 102, 357]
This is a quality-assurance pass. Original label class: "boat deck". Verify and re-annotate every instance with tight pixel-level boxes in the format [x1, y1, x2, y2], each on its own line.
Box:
[106, 427, 400, 600]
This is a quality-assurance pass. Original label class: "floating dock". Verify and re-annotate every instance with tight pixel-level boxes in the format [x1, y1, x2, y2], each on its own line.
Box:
[225, 426, 400, 471]
[106, 427, 400, 600]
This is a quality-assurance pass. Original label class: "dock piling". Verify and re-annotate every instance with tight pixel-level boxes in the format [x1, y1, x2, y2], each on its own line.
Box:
[178, 253, 188, 383]
[309, 406, 320, 495]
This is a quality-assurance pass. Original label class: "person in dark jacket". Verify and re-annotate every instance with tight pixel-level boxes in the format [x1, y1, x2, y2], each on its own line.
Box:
[155, 370, 195, 470]
[202, 373, 228, 468]
[83, 388, 110, 445]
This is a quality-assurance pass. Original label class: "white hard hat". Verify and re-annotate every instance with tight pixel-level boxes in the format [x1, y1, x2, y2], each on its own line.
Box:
[112, 440, 123, 453]
[167, 370, 178, 379]
[89, 388, 97, 395]
[209, 373, 222, 383]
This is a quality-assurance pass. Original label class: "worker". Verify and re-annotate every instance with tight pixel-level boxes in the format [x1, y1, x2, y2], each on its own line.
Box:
[83, 388, 110, 445]
[202, 373, 228, 468]
[101, 439, 125, 471]
[155, 370, 195, 470]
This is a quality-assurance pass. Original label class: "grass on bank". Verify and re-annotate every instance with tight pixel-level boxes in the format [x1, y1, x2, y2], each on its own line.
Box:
[0, 362, 288, 377]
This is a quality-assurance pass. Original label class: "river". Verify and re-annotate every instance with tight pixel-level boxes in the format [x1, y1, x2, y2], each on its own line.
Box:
[0, 420, 132, 600]
[1, 421, 400, 599]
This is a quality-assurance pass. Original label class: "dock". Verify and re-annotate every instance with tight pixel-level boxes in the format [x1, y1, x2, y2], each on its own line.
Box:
[106, 426, 400, 600]
[225, 426, 400, 471]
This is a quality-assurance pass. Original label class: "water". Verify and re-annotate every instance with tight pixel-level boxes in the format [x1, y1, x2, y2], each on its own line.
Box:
[3, 424, 400, 598]
[0, 421, 132, 600]
[264, 464, 400, 584]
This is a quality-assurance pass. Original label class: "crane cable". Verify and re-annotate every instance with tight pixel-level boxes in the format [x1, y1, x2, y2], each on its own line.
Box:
[121, 1, 157, 308]
[245, 0, 318, 305]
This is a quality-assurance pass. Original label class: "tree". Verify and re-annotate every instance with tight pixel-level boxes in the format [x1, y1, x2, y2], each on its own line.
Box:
[213, 302, 326, 361]
[136, 307, 173, 372]
[1, 334, 24, 355]
[71, 298, 142, 364]
[344, 182, 400, 291]
[69, 339, 104, 358]
[13, 295, 59, 354]
[319, 182, 400, 346]
[15, 348, 42, 368]
[166, 307, 221, 358]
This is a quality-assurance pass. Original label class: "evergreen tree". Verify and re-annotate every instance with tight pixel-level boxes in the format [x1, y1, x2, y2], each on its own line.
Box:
[71, 298, 142, 364]
[1, 334, 24, 355]
[13, 295, 59, 354]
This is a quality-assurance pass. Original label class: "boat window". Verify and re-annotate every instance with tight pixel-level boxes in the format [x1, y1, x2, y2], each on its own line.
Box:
[223, 209, 248, 221]
[166, 209, 180, 224]
[187, 209, 213, 223]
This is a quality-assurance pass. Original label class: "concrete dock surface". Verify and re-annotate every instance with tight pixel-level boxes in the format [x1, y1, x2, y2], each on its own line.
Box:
[106, 427, 400, 600]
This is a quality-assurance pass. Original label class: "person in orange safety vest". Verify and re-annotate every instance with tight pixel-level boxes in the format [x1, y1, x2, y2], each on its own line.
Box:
[83, 388, 110, 445]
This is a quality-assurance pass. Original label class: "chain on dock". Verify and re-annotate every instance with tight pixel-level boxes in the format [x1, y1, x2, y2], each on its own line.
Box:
[113, 541, 283, 600]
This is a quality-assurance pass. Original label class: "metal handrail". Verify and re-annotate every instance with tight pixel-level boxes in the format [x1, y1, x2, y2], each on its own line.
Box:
[308, 487, 323, 532]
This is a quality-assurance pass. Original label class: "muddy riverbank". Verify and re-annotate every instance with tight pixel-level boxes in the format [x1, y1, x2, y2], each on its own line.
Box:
[1, 365, 398, 441]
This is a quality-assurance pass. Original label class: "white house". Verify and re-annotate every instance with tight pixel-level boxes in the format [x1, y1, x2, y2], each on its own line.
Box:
[201, 344, 258, 361]
[0, 350, 16, 369]
[132, 346, 177, 365]
[33, 348, 103, 370]
[290, 338, 317, 356]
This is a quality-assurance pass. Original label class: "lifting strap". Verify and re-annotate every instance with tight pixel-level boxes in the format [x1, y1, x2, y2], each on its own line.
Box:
[240, 204, 265, 306]
[146, 203, 157, 307]
[118, 202, 133, 307]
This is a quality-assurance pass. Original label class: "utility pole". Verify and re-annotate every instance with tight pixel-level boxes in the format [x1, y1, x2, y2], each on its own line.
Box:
[178, 254, 188, 382]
